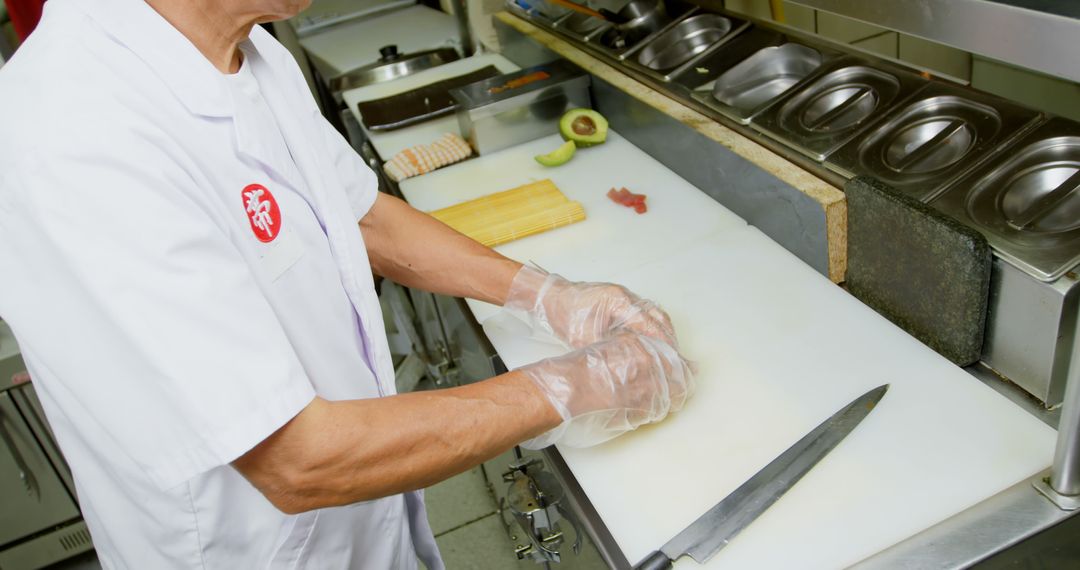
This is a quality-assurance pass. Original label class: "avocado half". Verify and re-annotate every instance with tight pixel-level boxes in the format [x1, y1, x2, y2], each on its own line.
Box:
[535, 140, 577, 167]
[560, 109, 608, 148]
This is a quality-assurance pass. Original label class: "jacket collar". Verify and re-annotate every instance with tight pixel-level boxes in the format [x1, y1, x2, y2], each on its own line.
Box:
[76, 0, 235, 118]
[228, 43, 307, 191]
[78, 0, 305, 189]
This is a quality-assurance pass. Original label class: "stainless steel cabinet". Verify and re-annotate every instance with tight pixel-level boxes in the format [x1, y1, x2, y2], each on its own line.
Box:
[0, 384, 93, 570]
[0, 320, 92, 569]
[0, 392, 80, 546]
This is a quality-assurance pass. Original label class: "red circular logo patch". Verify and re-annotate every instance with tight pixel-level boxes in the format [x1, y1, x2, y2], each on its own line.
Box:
[241, 183, 281, 243]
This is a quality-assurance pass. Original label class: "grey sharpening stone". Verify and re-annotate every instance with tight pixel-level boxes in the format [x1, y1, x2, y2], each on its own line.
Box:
[845, 176, 992, 366]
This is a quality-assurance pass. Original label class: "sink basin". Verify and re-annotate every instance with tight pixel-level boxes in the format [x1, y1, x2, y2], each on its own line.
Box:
[635, 14, 733, 71]
[710, 43, 823, 121]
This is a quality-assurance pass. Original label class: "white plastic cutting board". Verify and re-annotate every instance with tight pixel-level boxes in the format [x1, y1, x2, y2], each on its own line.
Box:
[342, 54, 519, 159]
[401, 131, 748, 306]
[400, 132, 1057, 568]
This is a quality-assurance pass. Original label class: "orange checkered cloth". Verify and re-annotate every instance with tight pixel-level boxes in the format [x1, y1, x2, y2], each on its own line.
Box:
[383, 133, 473, 182]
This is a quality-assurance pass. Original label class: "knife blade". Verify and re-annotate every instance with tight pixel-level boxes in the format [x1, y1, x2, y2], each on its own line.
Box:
[635, 384, 889, 570]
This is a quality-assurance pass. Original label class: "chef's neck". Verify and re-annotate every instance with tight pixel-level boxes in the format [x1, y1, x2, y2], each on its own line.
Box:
[145, 0, 281, 74]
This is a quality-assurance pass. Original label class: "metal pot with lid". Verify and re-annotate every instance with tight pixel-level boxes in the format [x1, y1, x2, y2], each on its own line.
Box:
[328, 44, 460, 94]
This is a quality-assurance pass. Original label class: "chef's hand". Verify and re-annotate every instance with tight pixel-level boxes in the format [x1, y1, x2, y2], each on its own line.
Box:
[504, 266, 678, 349]
[518, 332, 694, 449]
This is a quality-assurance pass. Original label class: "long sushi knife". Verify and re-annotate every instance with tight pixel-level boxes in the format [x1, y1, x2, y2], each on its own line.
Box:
[635, 384, 890, 569]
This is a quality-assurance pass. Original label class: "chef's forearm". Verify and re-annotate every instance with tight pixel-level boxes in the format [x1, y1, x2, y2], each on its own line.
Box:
[359, 193, 522, 305]
[233, 371, 560, 514]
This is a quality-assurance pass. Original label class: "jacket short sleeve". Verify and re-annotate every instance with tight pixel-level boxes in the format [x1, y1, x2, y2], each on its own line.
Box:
[319, 118, 380, 222]
[0, 150, 316, 491]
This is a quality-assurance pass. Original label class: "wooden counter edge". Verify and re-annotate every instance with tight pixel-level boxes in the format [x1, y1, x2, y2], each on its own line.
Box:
[495, 11, 849, 283]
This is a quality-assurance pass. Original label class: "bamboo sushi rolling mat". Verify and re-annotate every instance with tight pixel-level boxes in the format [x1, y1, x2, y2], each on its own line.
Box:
[430, 179, 586, 247]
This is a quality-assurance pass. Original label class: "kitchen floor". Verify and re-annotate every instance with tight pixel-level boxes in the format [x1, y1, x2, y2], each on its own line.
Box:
[426, 465, 533, 569]
[43, 463, 595, 570]
[408, 372, 606, 570]
[427, 462, 607, 570]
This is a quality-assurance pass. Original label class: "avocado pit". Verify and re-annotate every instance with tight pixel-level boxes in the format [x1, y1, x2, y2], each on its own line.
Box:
[560, 108, 609, 148]
[572, 116, 597, 136]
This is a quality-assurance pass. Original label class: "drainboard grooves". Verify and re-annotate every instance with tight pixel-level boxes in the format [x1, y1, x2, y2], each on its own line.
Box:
[1009, 168, 1080, 230]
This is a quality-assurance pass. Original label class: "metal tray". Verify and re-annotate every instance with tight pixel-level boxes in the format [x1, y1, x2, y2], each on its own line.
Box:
[634, 14, 732, 71]
[620, 11, 750, 82]
[587, 2, 697, 59]
[930, 117, 1080, 282]
[827, 82, 1040, 202]
[531, 0, 573, 21]
[751, 56, 927, 161]
[670, 26, 785, 92]
[451, 60, 591, 155]
[553, 11, 612, 39]
[591, 2, 677, 55]
[505, 0, 565, 28]
[689, 42, 830, 125]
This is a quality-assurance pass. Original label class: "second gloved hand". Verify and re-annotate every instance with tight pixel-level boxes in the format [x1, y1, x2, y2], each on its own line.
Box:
[518, 332, 694, 449]
[504, 266, 678, 349]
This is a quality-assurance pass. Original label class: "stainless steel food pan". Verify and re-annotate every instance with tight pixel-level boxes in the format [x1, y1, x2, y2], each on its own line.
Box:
[694, 43, 826, 124]
[594, 0, 679, 56]
[751, 56, 927, 161]
[931, 117, 1080, 282]
[622, 11, 749, 82]
[552, 11, 612, 41]
[827, 81, 1040, 202]
[670, 26, 785, 92]
[634, 14, 733, 71]
[451, 60, 592, 156]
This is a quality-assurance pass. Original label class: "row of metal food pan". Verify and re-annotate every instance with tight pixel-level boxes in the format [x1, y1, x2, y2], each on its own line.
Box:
[511, 0, 1080, 283]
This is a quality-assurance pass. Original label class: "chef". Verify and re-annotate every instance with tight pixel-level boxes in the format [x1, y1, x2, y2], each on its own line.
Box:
[0, 0, 692, 568]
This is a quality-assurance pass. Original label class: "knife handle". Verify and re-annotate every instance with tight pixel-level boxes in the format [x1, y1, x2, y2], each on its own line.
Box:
[635, 551, 673, 570]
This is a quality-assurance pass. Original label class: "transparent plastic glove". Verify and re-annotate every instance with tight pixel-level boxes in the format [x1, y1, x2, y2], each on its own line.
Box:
[519, 332, 694, 449]
[504, 266, 678, 349]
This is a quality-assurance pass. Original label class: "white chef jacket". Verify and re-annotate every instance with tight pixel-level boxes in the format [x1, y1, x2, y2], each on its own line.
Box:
[0, 0, 442, 568]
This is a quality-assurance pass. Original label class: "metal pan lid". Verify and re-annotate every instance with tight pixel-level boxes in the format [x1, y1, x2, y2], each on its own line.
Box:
[827, 81, 1040, 202]
[931, 117, 1080, 282]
